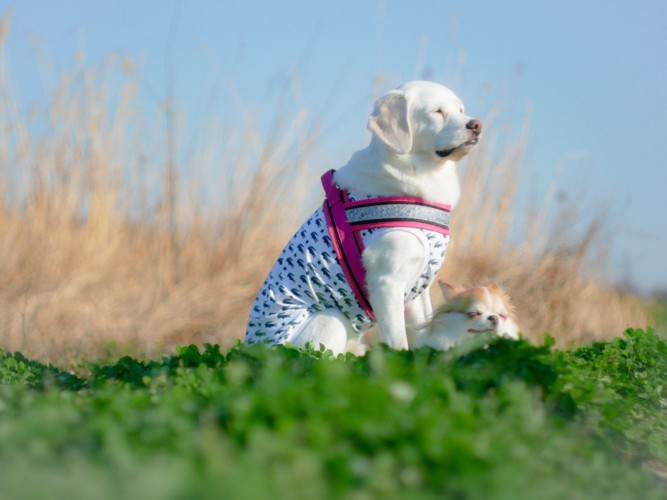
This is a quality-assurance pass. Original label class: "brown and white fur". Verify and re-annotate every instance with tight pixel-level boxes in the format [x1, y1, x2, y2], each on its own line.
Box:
[412, 282, 520, 351]
[289, 81, 482, 354]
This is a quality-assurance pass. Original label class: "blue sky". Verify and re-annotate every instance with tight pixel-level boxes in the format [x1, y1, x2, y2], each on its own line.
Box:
[3, 0, 667, 293]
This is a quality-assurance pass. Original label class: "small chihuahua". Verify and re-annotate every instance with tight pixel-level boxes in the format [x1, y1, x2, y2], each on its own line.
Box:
[413, 282, 520, 350]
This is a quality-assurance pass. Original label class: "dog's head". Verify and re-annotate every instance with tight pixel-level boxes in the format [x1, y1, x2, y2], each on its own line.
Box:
[431, 282, 520, 340]
[368, 81, 482, 162]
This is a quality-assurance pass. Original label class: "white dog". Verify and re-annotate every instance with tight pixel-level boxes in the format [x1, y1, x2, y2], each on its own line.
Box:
[246, 81, 482, 355]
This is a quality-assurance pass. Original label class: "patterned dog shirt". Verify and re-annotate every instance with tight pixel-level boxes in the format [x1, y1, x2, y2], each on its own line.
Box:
[245, 174, 451, 346]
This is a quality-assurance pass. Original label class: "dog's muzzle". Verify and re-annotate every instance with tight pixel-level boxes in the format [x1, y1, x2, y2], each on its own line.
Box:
[436, 137, 479, 158]
[436, 119, 482, 158]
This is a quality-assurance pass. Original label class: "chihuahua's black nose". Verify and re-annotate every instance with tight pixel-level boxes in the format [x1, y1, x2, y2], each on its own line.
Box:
[466, 119, 483, 135]
[487, 314, 498, 325]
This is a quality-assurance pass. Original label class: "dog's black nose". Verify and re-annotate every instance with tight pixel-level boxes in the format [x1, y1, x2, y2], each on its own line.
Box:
[487, 314, 498, 325]
[466, 119, 483, 135]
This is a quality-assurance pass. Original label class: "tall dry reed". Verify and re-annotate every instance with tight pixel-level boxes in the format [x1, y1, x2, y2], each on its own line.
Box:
[0, 19, 648, 362]
[0, 21, 313, 361]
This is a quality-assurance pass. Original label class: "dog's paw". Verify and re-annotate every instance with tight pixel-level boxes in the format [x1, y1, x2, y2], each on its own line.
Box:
[344, 339, 369, 356]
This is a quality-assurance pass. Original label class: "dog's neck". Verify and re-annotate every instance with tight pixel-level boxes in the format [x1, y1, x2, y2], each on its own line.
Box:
[334, 138, 461, 207]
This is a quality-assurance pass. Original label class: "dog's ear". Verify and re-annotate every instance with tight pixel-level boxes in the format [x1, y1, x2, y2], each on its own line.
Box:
[438, 281, 464, 300]
[367, 90, 412, 154]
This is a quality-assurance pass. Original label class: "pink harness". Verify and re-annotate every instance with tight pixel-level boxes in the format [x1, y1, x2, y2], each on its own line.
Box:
[321, 169, 452, 321]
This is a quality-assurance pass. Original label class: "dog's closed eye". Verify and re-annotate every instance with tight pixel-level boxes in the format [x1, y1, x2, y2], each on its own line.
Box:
[466, 311, 482, 319]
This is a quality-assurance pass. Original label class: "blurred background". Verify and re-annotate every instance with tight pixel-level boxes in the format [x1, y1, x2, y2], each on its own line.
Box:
[0, 1, 665, 362]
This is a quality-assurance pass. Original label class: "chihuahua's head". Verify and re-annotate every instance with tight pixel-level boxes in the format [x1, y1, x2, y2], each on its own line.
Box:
[421, 282, 519, 350]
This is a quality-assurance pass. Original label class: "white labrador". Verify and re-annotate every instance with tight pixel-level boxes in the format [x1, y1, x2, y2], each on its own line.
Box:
[246, 81, 481, 354]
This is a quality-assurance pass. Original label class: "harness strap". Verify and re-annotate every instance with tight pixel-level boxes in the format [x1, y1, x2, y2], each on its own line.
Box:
[345, 199, 451, 233]
[321, 169, 451, 319]
[322, 170, 375, 320]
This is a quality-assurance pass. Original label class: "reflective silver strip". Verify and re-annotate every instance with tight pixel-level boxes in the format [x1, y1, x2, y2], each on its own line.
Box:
[346, 203, 450, 229]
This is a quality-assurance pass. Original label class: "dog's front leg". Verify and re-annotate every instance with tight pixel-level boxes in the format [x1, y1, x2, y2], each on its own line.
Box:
[363, 231, 426, 350]
[405, 289, 433, 327]
[404, 292, 433, 348]
[406, 290, 432, 331]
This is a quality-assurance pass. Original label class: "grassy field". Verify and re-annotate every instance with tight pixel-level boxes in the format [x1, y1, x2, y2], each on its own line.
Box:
[1, 328, 666, 499]
[0, 18, 664, 499]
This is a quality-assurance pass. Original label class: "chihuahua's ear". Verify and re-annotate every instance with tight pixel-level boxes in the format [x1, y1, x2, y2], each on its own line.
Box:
[438, 281, 464, 300]
[367, 90, 412, 154]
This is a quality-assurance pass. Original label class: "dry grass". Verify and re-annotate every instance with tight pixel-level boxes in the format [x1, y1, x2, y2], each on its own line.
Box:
[0, 23, 648, 362]
[0, 29, 311, 362]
